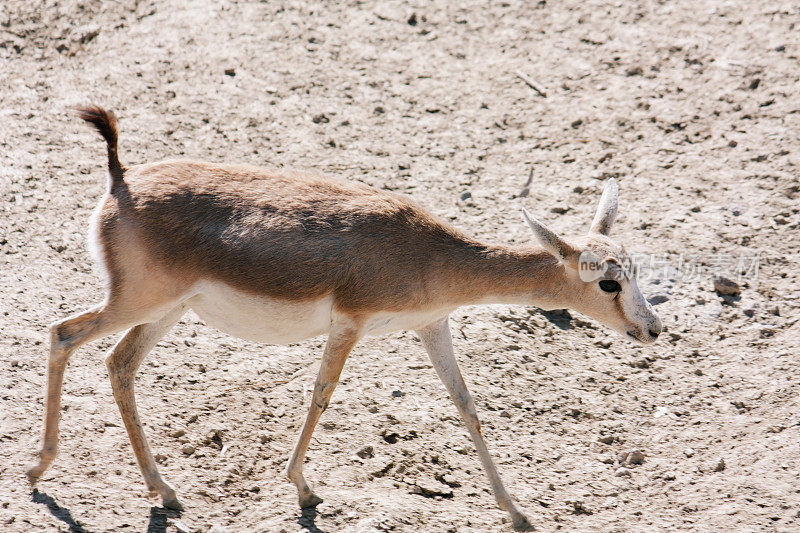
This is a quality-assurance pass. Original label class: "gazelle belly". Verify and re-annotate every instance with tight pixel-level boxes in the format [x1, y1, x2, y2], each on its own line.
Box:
[188, 281, 334, 344]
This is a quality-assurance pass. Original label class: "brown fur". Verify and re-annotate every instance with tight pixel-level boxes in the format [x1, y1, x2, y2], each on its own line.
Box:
[96, 159, 563, 314]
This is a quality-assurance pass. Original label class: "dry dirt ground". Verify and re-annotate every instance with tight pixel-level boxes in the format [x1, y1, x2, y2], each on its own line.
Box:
[2, 1, 800, 531]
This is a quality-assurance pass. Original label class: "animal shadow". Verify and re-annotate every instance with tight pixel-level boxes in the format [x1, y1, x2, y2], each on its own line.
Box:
[147, 505, 183, 533]
[540, 309, 573, 330]
[32, 489, 89, 533]
[298, 506, 328, 533]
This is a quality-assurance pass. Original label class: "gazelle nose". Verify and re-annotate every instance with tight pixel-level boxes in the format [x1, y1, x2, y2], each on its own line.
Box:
[649, 329, 660, 339]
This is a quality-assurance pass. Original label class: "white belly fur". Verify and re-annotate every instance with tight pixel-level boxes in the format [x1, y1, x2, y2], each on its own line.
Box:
[187, 280, 451, 344]
[188, 281, 334, 344]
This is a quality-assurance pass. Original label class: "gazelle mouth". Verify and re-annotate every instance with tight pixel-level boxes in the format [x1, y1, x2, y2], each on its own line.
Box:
[626, 331, 639, 340]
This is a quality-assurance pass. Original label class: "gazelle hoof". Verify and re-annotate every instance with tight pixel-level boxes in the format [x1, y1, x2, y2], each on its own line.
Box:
[511, 512, 534, 531]
[163, 495, 184, 511]
[26, 464, 45, 485]
[299, 492, 323, 508]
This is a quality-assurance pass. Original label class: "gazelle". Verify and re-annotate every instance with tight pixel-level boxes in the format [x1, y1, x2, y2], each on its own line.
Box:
[28, 106, 661, 531]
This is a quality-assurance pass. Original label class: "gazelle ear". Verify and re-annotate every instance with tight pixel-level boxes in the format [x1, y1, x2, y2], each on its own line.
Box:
[522, 208, 580, 267]
[589, 178, 618, 235]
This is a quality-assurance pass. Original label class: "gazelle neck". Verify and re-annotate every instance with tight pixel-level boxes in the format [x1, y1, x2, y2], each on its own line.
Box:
[442, 242, 568, 309]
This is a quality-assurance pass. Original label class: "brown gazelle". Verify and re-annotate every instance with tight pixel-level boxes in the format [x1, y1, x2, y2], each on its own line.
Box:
[28, 106, 661, 530]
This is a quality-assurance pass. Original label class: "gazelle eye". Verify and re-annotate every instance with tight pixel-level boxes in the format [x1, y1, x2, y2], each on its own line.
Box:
[599, 279, 621, 293]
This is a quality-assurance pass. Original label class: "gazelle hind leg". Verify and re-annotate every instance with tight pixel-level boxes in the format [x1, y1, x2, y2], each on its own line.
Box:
[285, 322, 361, 507]
[105, 304, 187, 509]
[417, 318, 533, 532]
[27, 304, 135, 483]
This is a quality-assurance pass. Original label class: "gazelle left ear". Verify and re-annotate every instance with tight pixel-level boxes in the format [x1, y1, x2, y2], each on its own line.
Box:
[522, 208, 580, 268]
[589, 178, 618, 236]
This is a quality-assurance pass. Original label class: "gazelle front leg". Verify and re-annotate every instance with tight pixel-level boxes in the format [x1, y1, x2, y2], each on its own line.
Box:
[285, 321, 361, 508]
[417, 317, 533, 531]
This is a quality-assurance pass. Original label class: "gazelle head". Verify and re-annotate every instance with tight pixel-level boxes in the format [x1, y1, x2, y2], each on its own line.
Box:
[522, 179, 662, 343]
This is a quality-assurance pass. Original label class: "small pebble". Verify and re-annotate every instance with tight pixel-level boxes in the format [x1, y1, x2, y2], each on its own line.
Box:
[615, 467, 631, 477]
[714, 458, 726, 472]
[628, 450, 645, 465]
[181, 444, 196, 456]
[356, 445, 374, 459]
[684, 448, 695, 458]
[713, 276, 741, 296]
[571, 500, 592, 515]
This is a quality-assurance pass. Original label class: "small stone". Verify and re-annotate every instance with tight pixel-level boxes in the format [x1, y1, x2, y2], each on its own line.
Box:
[713, 458, 726, 472]
[411, 479, 453, 498]
[391, 390, 406, 398]
[713, 276, 741, 296]
[356, 445, 374, 459]
[625, 66, 643, 76]
[571, 500, 593, 515]
[662, 472, 676, 481]
[570, 119, 583, 129]
[598, 435, 615, 445]
[595, 339, 612, 349]
[171, 429, 186, 438]
[174, 519, 192, 533]
[633, 358, 650, 369]
[615, 467, 631, 477]
[459, 191, 472, 201]
[435, 473, 461, 488]
[628, 450, 645, 465]
[500, 410, 512, 418]
[693, 369, 703, 376]
[74, 24, 100, 44]
[224, 68, 236, 77]
[748, 78, 760, 90]
[683, 448, 695, 458]
[258, 433, 272, 444]
[647, 294, 669, 305]
[312, 113, 329, 124]
[181, 444, 196, 456]
[550, 205, 570, 214]
[407, 13, 418, 26]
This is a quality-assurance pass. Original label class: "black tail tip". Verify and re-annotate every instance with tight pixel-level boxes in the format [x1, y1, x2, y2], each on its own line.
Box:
[75, 105, 119, 146]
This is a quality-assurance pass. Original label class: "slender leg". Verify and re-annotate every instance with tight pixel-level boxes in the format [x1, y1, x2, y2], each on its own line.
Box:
[27, 304, 132, 483]
[285, 321, 361, 508]
[105, 305, 187, 509]
[417, 317, 533, 531]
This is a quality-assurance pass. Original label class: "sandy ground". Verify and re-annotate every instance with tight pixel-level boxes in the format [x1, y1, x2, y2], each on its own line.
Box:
[2, 1, 800, 531]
